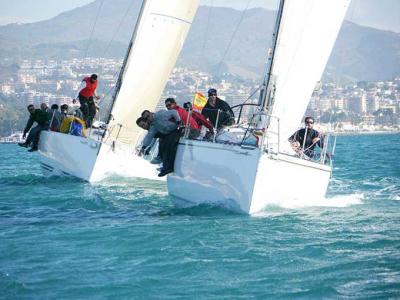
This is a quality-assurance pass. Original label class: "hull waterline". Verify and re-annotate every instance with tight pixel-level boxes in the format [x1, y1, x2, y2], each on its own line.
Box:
[167, 140, 331, 214]
[39, 131, 164, 182]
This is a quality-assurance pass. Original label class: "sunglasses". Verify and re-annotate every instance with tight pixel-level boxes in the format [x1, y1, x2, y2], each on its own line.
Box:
[209, 94, 217, 97]
[306, 121, 314, 124]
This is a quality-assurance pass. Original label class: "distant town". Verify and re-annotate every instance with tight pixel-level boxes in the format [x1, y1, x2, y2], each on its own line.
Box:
[0, 58, 399, 138]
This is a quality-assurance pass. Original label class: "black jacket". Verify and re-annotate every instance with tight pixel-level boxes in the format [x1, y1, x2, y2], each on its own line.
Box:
[289, 128, 321, 156]
[23, 109, 50, 134]
[201, 97, 234, 128]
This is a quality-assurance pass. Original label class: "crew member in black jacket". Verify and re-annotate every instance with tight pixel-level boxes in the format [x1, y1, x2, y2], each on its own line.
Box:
[201, 88, 234, 128]
[289, 116, 323, 158]
[18, 104, 50, 152]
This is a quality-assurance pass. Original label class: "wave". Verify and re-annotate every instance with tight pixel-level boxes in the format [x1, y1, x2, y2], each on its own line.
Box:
[0, 173, 81, 186]
[257, 193, 364, 211]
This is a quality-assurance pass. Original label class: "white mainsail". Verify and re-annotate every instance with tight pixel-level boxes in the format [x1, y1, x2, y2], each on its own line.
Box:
[106, 0, 199, 146]
[267, 0, 350, 152]
[39, 0, 200, 182]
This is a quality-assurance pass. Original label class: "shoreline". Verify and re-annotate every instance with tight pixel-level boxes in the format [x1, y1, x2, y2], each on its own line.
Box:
[333, 130, 400, 136]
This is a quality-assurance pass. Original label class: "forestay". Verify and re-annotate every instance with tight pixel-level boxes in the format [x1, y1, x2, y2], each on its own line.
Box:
[106, 0, 199, 146]
[266, 0, 350, 152]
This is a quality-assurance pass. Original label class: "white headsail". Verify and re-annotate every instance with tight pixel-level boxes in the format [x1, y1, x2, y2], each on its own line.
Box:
[106, 0, 199, 146]
[267, 0, 350, 152]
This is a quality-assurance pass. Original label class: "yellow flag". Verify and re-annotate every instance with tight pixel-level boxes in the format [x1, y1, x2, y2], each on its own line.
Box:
[192, 92, 207, 112]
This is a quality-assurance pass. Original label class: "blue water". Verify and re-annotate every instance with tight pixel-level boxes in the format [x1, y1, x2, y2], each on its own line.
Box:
[1, 134, 399, 298]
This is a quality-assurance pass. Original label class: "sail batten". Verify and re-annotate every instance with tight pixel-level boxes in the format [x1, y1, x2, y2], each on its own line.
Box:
[267, 0, 351, 152]
[106, 0, 199, 146]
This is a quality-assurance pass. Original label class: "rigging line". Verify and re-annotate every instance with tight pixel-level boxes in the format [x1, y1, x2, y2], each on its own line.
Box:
[101, 0, 137, 58]
[70, 0, 105, 100]
[102, 57, 125, 96]
[99, 57, 125, 117]
[101, 61, 125, 100]
[103, 0, 147, 128]
[83, 0, 105, 59]
[232, 79, 264, 110]
[215, 0, 253, 77]
[239, 84, 262, 107]
[194, 2, 213, 93]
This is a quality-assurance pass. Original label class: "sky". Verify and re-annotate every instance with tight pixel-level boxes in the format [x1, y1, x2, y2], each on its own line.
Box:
[0, 0, 399, 32]
[0, 1, 275, 25]
[0, 0, 94, 25]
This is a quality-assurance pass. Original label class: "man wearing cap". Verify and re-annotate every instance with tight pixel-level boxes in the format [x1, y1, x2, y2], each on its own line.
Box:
[77, 74, 100, 127]
[201, 88, 234, 128]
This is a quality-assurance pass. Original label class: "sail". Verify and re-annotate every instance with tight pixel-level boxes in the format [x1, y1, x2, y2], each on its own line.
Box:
[106, 0, 199, 146]
[267, 0, 350, 152]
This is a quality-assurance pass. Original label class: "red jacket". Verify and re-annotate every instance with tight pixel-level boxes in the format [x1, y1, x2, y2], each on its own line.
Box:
[173, 106, 199, 130]
[79, 77, 98, 98]
[191, 110, 213, 132]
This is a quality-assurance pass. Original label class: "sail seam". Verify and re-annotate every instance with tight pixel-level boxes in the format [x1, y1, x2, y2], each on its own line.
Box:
[150, 13, 193, 25]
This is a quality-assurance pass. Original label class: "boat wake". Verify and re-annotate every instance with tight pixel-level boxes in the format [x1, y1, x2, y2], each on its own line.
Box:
[258, 193, 364, 210]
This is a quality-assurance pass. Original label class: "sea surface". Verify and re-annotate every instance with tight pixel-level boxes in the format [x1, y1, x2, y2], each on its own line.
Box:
[1, 134, 399, 299]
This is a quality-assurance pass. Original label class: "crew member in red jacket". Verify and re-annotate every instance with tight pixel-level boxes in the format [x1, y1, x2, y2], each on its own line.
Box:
[183, 102, 214, 134]
[77, 74, 99, 127]
[164, 98, 200, 139]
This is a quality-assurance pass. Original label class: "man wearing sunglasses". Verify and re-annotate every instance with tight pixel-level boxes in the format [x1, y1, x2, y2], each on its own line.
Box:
[289, 116, 322, 158]
[201, 88, 235, 129]
[18, 104, 50, 152]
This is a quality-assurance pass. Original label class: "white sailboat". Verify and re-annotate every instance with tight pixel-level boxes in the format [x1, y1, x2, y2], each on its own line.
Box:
[39, 0, 199, 182]
[167, 0, 351, 214]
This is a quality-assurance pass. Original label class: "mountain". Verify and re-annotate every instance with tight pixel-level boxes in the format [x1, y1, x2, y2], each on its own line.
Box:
[0, 0, 399, 82]
[346, 0, 400, 33]
[327, 22, 400, 81]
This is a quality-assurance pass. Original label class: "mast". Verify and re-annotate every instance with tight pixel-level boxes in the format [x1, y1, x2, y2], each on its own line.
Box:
[104, 0, 147, 126]
[258, 0, 285, 111]
[98, 0, 199, 146]
[264, 0, 350, 152]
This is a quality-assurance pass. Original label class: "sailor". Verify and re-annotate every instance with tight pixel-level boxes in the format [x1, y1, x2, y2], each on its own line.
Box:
[165, 97, 200, 139]
[139, 110, 163, 164]
[60, 104, 69, 120]
[40, 102, 49, 113]
[18, 104, 50, 152]
[49, 104, 62, 131]
[136, 109, 182, 177]
[76, 74, 100, 128]
[201, 88, 234, 128]
[289, 116, 323, 158]
[183, 102, 214, 136]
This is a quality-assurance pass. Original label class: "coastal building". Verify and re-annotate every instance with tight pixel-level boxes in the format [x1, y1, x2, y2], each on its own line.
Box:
[0, 57, 399, 134]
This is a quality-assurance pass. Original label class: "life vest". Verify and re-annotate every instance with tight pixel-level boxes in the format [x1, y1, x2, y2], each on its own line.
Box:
[60, 116, 87, 137]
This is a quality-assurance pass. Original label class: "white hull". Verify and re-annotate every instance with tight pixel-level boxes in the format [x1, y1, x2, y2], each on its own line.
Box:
[39, 131, 163, 182]
[167, 140, 331, 214]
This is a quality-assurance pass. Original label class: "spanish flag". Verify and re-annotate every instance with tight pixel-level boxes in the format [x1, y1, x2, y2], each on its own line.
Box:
[192, 92, 207, 112]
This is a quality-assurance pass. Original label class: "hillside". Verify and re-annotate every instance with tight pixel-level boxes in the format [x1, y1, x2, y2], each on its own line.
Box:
[0, 94, 26, 136]
[0, 0, 399, 81]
